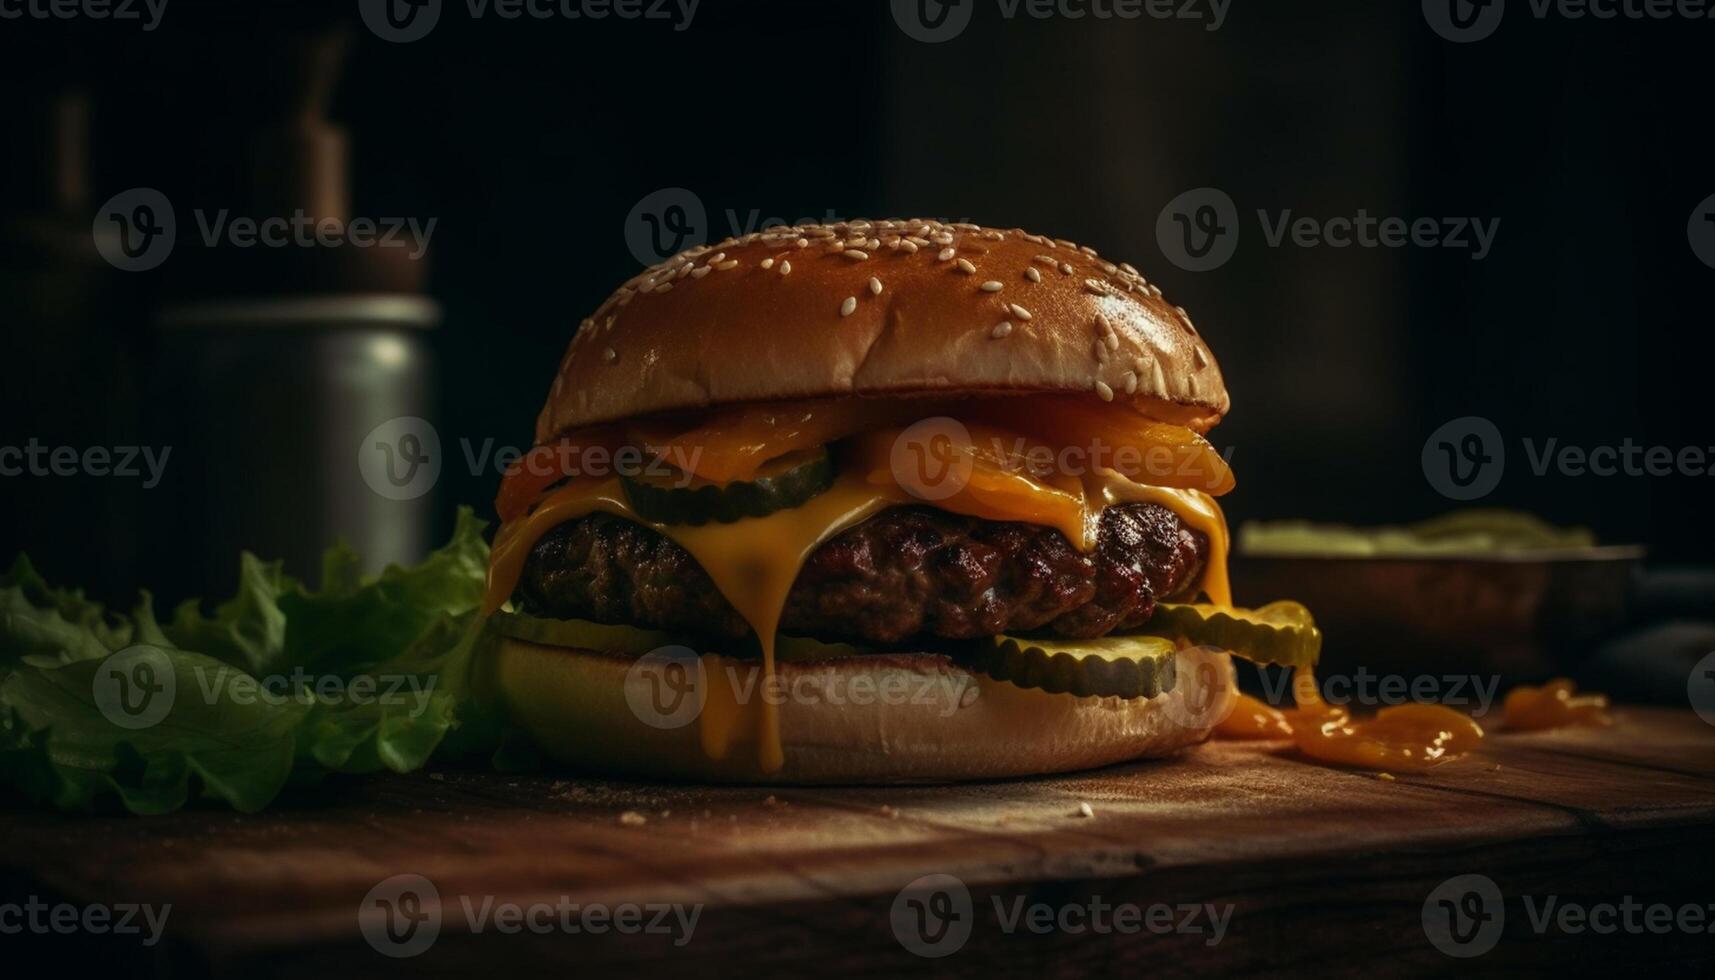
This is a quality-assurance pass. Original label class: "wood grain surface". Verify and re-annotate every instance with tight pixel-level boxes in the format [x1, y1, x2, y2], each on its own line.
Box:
[3, 707, 1714, 978]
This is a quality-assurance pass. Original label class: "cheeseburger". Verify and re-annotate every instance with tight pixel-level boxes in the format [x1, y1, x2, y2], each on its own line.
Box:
[482, 218, 1317, 782]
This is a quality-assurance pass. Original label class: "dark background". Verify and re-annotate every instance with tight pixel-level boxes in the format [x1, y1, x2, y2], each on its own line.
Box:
[2, 0, 1710, 605]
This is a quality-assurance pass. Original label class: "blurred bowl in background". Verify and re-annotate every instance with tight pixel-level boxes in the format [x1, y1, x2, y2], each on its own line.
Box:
[1231, 546, 1645, 681]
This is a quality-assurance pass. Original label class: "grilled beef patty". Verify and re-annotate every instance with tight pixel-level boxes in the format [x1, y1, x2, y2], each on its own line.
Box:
[514, 503, 1208, 644]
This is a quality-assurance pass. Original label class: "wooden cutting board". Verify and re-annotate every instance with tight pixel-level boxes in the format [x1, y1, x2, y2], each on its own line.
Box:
[4, 707, 1714, 977]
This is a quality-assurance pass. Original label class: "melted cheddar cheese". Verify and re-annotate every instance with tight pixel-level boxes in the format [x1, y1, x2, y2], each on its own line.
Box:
[1215, 666, 1487, 772]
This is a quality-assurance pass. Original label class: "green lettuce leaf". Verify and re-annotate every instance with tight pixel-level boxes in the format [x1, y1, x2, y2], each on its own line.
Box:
[1, 556, 135, 668]
[278, 508, 489, 678]
[161, 555, 295, 676]
[0, 649, 305, 814]
[0, 508, 511, 814]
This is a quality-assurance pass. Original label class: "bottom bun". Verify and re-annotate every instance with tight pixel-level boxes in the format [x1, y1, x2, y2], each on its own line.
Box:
[489, 639, 1237, 783]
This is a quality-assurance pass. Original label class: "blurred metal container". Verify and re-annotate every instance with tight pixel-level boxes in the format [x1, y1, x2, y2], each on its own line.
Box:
[140, 28, 445, 599]
[150, 296, 440, 596]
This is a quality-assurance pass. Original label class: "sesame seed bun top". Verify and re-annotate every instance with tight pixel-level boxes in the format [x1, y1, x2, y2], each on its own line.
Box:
[536, 218, 1228, 444]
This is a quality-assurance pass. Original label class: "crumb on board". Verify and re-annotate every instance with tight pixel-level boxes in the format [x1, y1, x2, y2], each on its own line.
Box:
[762, 795, 786, 809]
[1075, 802, 1095, 818]
[618, 811, 648, 827]
[1376, 772, 1396, 782]
[879, 805, 899, 819]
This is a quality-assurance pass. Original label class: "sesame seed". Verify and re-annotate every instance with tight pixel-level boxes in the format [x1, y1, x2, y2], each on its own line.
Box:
[1123, 370, 1139, 394]
[979, 280, 1003, 292]
[867, 238, 880, 250]
[796, 238, 809, 248]
[1105, 332, 1120, 351]
[603, 347, 618, 363]
[937, 247, 956, 262]
[932, 232, 955, 245]
[1033, 255, 1057, 266]
[715, 259, 739, 271]
[1059, 262, 1074, 275]
[899, 239, 919, 254]
[1095, 381, 1114, 402]
[844, 250, 870, 261]
[1025, 267, 1042, 283]
[1008, 303, 1032, 321]
[1193, 346, 1208, 368]
[1188, 376, 1201, 397]
[840, 296, 857, 317]
[780, 260, 792, 275]
[708, 252, 725, 264]
[760, 257, 775, 270]
[1102, 262, 1118, 274]
[868, 276, 883, 295]
[956, 258, 977, 274]
[991, 321, 1013, 339]
[1120, 262, 1139, 276]
[690, 266, 712, 279]
[1085, 279, 1109, 296]
[654, 282, 673, 293]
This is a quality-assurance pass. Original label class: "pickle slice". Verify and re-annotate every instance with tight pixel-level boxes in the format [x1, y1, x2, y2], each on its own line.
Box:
[496, 611, 874, 663]
[966, 634, 1179, 699]
[493, 610, 677, 656]
[1140, 600, 1321, 669]
[621, 447, 835, 526]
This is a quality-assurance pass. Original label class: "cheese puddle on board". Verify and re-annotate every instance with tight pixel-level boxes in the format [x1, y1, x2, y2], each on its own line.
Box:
[1214, 667, 1487, 772]
[486, 443, 1231, 775]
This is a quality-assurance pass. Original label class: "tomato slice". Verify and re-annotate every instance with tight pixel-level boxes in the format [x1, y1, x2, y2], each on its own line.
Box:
[494, 427, 626, 522]
[968, 396, 1235, 495]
